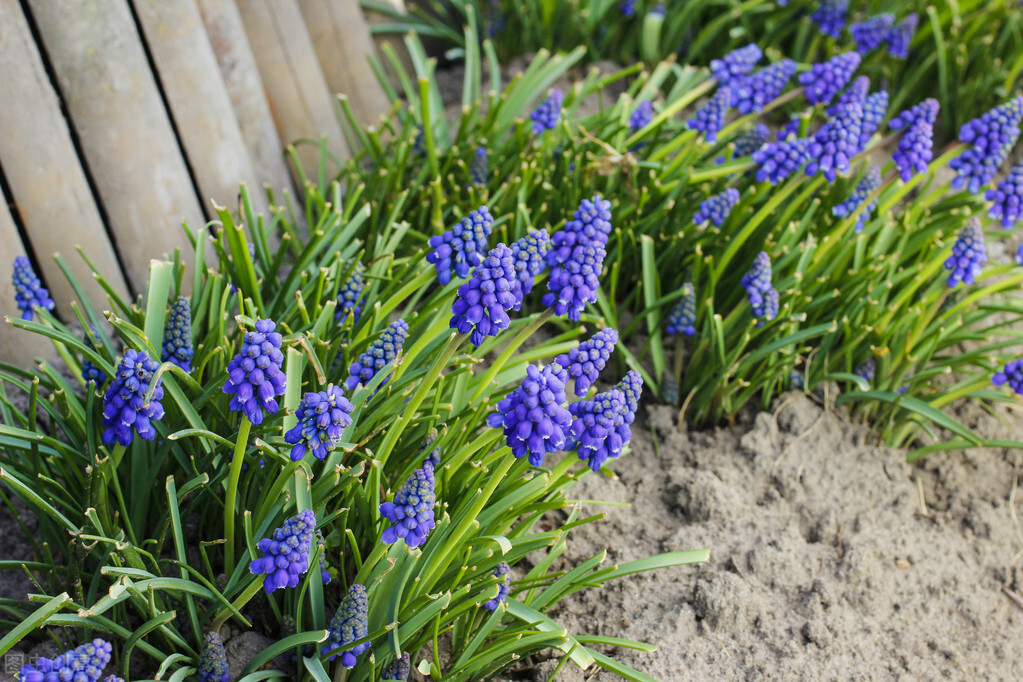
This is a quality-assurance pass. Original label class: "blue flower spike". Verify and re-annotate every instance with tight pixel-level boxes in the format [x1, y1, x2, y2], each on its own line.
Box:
[629, 99, 654, 132]
[284, 384, 354, 462]
[450, 243, 523, 347]
[380, 462, 437, 549]
[741, 252, 779, 325]
[547, 196, 612, 268]
[950, 96, 1023, 195]
[731, 124, 771, 158]
[694, 188, 741, 226]
[850, 14, 894, 54]
[798, 52, 861, 106]
[382, 652, 412, 681]
[753, 137, 812, 185]
[223, 318, 286, 426]
[806, 96, 863, 182]
[162, 296, 194, 373]
[944, 218, 987, 288]
[710, 44, 763, 88]
[336, 260, 365, 325]
[530, 89, 564, 134]
[993, 359, 1023, 396]
[486, 363, 573, 467]
[427, 206, 494, 285]
[1017, 244, 1023, 266]
[855, 357, 875, 384]
[811, 0, 849, 39]
[249, 509, 316, 593]
[102, 349, 165, 447]
[615, 370, 644, 425]
[345, 319, 410, 393]
[420, 427, 441, 467]
[832, 166, 882, 232]
[82, 325, 107, 386]
[986, 162, 1023, 229]
[470, 146, 488, 186]
[323, 584, 370, 668]
[483, 562, 511, 612]
[885, 13, 918, 59]
[556, 328, 619, 397]
[730, 59, 797, 115]
[12, 256, 55, 321]
[543, 241, 606, 322]
[18, 638, 114, 682]
[687, 86, 732, 143]
[196, 632, 230, 682]
[666, 282, 698, 336]
[890, 99, 939, 182]
[510, 229, 551, 298]
[569, 387, 632, 471]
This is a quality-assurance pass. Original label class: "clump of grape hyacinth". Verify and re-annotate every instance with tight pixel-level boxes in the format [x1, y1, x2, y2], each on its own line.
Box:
[82, 325, 106, 386]
[950, 96, 1023, 194]
[806, 97, 863, 182]
[986, 163, 1023, 228]
[850, 14, 893, 54]
[687, 86, 732, 143]
[569, 388, 632, 471]
[693, 188, 740, 226]
[510, 229, 551, 298]
[487, 363, 572, 467]
[993, 359, 1023, 396]
[855, 357, 875, 383]
[249, 509, 316, 593]
[666, 282, 697, 336]
[450, 243, 523, 347]
[885, 13, 918, 59]
[102, 349, 164, 446]
[530, 89, 563, 134]
[223, 319, 286, 426]
[810, 0, 848, 38]
[323, 584, 369, 667]
[162, 296, 193, 373]
[336, 260, 365, 324]
[427, 206, 494, 285]
[629, 99, 653, 131]
[483, 562, 511, 611]
[284, 385, 354, 461]
[556, 328, 619, 397]
[18, 638, 114, 682]
[345, 319, 409, 392]
[196, 632, 230, 682]
[730, 59, 796, 115]
[889, 98, 939, 182]
[740, 252, 779, 325]
[731, 124, 771, 158]
[547, 196, 612, 267]
[753, 136, 812, 185]
[420, 427, 441, 467]
[710, 43, 762, 88]
[470, 146, 488, 185]
[832, 166, 881, 231]
[798, 52, 861, 106]
[543, 242, 606, 322]
[382, 653, 411, 681]
[380, 462, 437, 548]
[12, 256, 54, 321]
[944, 218, 987, 288]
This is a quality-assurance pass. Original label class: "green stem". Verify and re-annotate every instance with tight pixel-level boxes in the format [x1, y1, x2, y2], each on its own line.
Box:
[211, 575, 263, 630]
[224, 418, 252, 575]
[470, 309, 555, 403]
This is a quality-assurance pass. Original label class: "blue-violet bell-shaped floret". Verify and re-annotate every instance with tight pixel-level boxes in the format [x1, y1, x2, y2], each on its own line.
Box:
[381, 653, 412, 681]
[693, 188, 741, 226]
[420, 427, 441, 468]
[810, 0, 849, 38]
[798, 52, 861, 106]
[753, 137, 813, 185]
[510, 229, 551, 299]
[629, 99, 653, 131]
[858, 90, 888, 151]
[162, 296, 194, 373]
[987, 162, 1023, 229]
[687, 86, 732, 143]
[944, 218, 987, 288]
[555, 328, 619, 397]
[666, 282, 697, 336]
[450, 243, 523, 347]
[542, 241, 606, 322]
[569, 388, 632, 471]
[284, 385, 354, 461]
[826, 75, 868, 117]
[530, 89, 564, 134]
[615, 370, 644, 425]
[18, 638, 114, 682]
[483, 562, 511, 612]
[223, 319, 286, 426]
[884, 13, 918, 59]
[82, 325, 107, 386]
[805, 97, 863, 182]
[950, 96, 1023, 195]
[470, 147, 488, 186]
[547, 195, 612, 268]
[486, 363, 573, 467]
[102, 349, 164, 446]
[849, 14, 894, 54]
[730, 59, 797, 115]
[12, 256, 55, 321]
[710, 43, 762, 88]
[832, 165, 881, 232]
[345, 319, 409, 392]
[380, 462, 437, 548]
[427, 206, 494, 285]
[889, 98, 939, 181]
[196, 632, 230, 682]
[249, 509, 316, 593]
[855, 357, 875, 383]
[993, 359, 1023, 396]
[336, 260, 365, 324]
[323, 584, 369, 667]
[741, 252, 779, 324]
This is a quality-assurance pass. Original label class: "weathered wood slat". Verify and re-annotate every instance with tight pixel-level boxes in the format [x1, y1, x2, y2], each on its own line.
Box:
[0, 206, 52, 368]
[0, 0, 129, 315]
[25, 0, 207, 293]
[296, 0, 390, 129]
[236, 0, 351, 181]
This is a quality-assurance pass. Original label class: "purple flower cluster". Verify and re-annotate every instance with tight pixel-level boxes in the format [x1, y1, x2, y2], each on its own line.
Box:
[855, 357, 875, 383]
[615, 370, 643, 424]
[556, 328, 619, 397]
[531, 89, 564, 134]
[102, 349, 165, 446]
[162, 296, 193, 373]
[18, 639, 114, 682]
[284, 384, 354, 461]
[687, 86, 732, 143]
[806, 98, 863, 182]
[420, 427, 441, 467]
[944, 218, 987, 288]
[323, 584, 369, 667]
[223, 319, 286, 426]
[620, 0, 636, 18]
[710, 44, 762, 88]
[345, 319, 409, 392]
[740, 252, 779, 324]
[629, 99, 653, 131]
[993, 359, 1023, 395]
[569, 388, 632, 471]
[451, 244, 522, 347]
[987, 163, 1023, 228]
[730, 60, 797, 115]
[547, 196, 612, 268]
[798, 52, 861, 106]
[666, 282, 697, 336]
[950, 96, 1023, 194]
[731, 124, 771, 158]
[336, 260, 365, 324]
[1017, 244, 1023, 266]
[694, 188, 740, 226]
[196, 632, 230, 682]
[510, 229, 551, 297]
[850, 14, 894, 53]
[662, 370, 680, 404]
[859, 91, 889, 150]
[470, 146, 488, 186]
[12, 256, 54, 321]
[753, 137, 812, 184]
[889, 99, 939, 182]
[82, 325, 106, 386]
[810, 0, 849, 38]
[483, 562, 511, 611]
[382, 653, 411, 681]
[885, 13, 918, 59]
[832, 166, 881, 232]
[380, 462, 437, 548]
[487, 363, 572, 467]
[249, 509, 316, 593]
[542, 242, 606, 321]
[427, 206, 494, 285]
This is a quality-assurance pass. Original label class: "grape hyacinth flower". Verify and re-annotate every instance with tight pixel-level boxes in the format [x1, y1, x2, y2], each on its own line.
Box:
[450, 243, 523, 347]
[102, 349, 165, 446]
[730, 59, 797, 115]
[470, 147, 488, 186]
[889, 99, 939, 182]
[162, 296, 193, 373]
[731, 124, 771, 158]
[483, 562, 511, 611]
[805, 97, 863, 182]
[855, 357, 875, 383]
[323, 584, 369, 667]
[18, 638, 114, 682]
[82, 325, 106, 386]
[666, 282, 697, 336]
[790, 370, 805, 390]
[315, 529, 331, 584]
[810, 0, 848, 38]
[885, 13, 918, 59]
[420, 427, 441, 467]
[486, 363, 572, 467]
[858, 90, 889, 150]
[12, 256, 54, 321]
[710, 44, 762, 88]
[542, 241, 606, 322]
[693, 188, 741, 226]
[832, 166, 882, 232]
[950, 96, 1023, 194]
[284, 385, 354, 461]
[569, 388, 632, 471]
[740, 252, 779, 324]
[249, 509, 315, 594]
[827, 75, 868, 116]
[547, 196, 612, 267]
[336, 260, 365, 324]
[753, 137, 812, 185]
[620, 0, 636, 17]
[530, 89, 564, 134]
[776, 117, 805, 142]
[223, 318, 286, 426]
[849, 14, 894, 54]
[427, 206, 494, 285]
[196, 632, 230, 682]
[380, 462, 437, 548]
[510, 228, 551, 298]
[662, 370, 680, 405]
[993, 359, 1023, 396]
[944, 218, 987, 288]
[1016, 244, 1023, 266]
[555, 328, 619, 397]
[986, 162, 1023, 228]
[615, 370, 644, 424]
[798, 52, 861, 106]
[687, 86, 732, 143]
[382, 653, 411, 681]
[629, 99, 653, 131]
[345, 319, 409, 392]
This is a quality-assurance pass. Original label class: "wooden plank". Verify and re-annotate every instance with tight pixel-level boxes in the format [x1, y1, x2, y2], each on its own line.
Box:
[296, 0, 390, 129]
[25, 0, 207, 293]
[132, 0, 267, 217]
[236, 0, 351, 182]
[195, 0, 296, 199]
[0, 0, 129, 314]
[0, 204, 52, 367]
[363, 0, 416, 93]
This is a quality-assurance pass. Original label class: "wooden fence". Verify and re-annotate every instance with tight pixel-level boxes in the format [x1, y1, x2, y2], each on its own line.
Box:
[0, 0, 399, 366]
